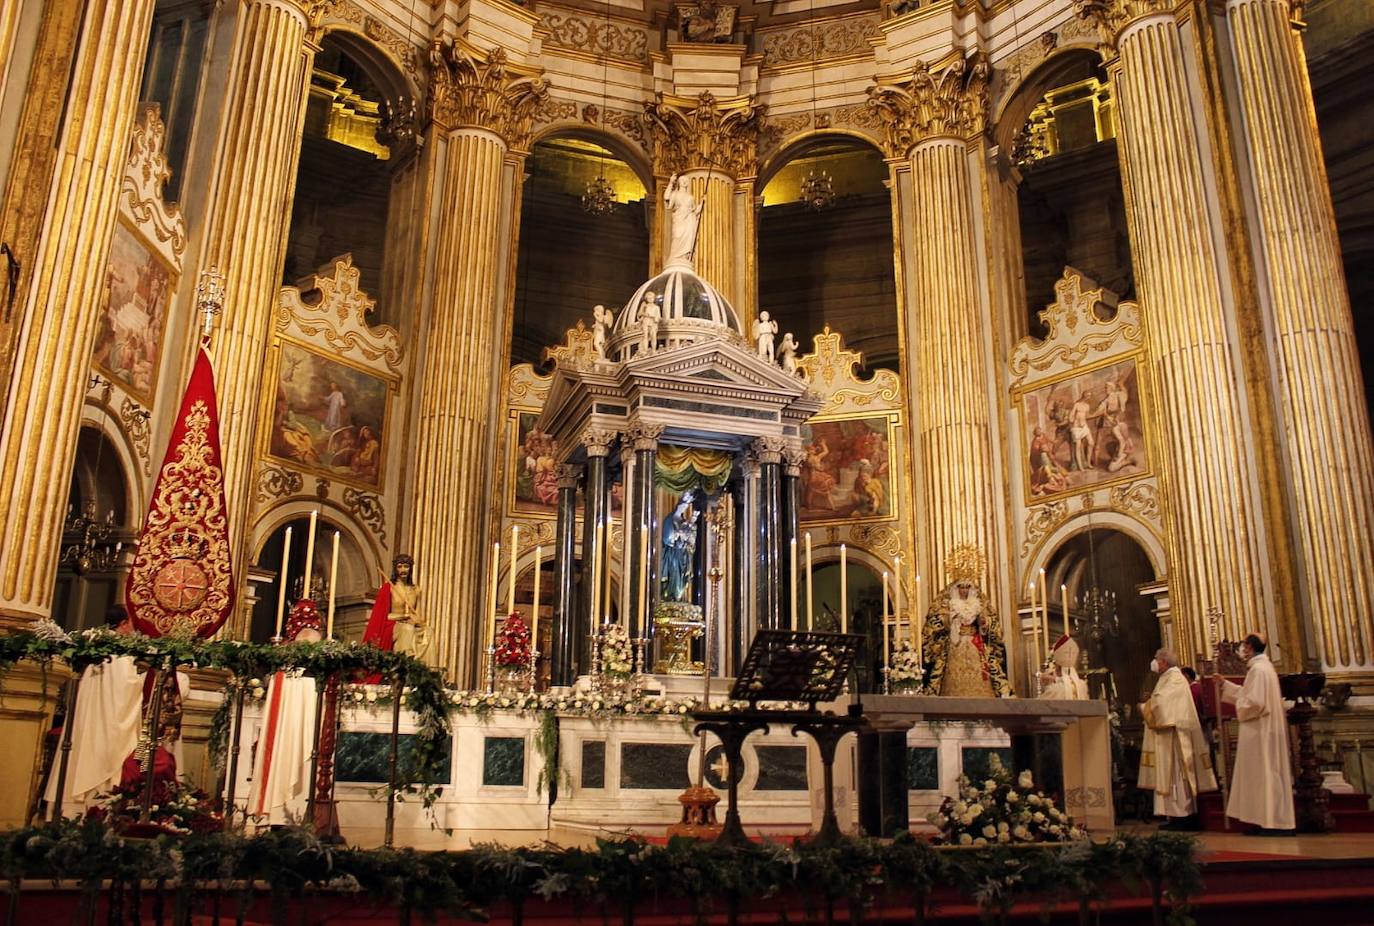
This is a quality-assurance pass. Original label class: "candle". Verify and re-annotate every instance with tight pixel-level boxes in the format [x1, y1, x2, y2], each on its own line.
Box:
[591, 520, 604, 633]
[637, 523, 648, 636]
[789, 537, 798, 630]
[805, 532, 814, 631]
[1029, 581, 1040, 665]
[894, 553, 903, 619]
[1061, 583, 1069, 637]
[1039, 568, 1048, 650]
[488, 542, 501, 647]
[915, 574, 923, 663]
[508, 524, 519, 615]
[531, 545, 542, 655]
[326, 531, 339, 640]
[882, 571, 891, 671]
[839, 544, 848, 633]
[274, 527, 292, 638]
[302, 510, 318, 599]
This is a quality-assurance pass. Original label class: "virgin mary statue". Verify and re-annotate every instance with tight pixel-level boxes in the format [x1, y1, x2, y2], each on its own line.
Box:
[660, 491, 699, 603]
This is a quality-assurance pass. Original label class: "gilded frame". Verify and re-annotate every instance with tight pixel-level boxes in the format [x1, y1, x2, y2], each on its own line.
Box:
[91, 216, 178, 408]
[797, 410, 899, 527]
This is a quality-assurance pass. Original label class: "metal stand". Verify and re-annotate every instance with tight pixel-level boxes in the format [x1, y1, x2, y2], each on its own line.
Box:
[384, 676, 403, 848]
[690, 714, 769, 847]
[792, 713, 862, 846]
[485, 645, 497, 694]
[137, 664, 169, 825]
[48, 672, 82, 823]
[222, 686, 246, 831]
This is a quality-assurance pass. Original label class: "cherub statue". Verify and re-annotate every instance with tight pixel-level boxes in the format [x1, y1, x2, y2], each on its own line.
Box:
[754, 311, 778, 362]
[638, 291, 661, 355]
[592, 304, 613, 359]
[778, 332, 799, 374]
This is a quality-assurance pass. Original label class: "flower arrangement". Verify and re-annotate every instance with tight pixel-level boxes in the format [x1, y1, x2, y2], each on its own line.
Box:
[929, 755, 1084, 847]
[888, 640, 924, 690]
[599, 623, 634, 678]
[494, 612, 532, 668]
[88, 778, 223, 836]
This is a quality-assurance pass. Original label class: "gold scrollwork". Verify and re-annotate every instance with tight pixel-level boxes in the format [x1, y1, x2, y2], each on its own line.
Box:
[759, 14, 880, 70]
[343, 486, 387, 545]
[1021, 500, 1071, 558]
[794, 325, 902, 413]
[275, 255, 403, 371]
[867, 52, 990, 156]
[847, 523, 903, 558]
[1009, 268, 1143, 383]
[1108, 481, 1160, 521]
[542, 12, 649, 62]
[256, 465, 305, 503]
[119, 396, 153, 477]
[644, 91, 766, 179]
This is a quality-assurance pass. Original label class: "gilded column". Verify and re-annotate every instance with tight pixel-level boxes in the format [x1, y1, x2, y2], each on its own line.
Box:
[410, 42, 547, 680]
[644, 92, 764, 304]
[0, 0, 157, 622]
[199, 0, 314, 559]
[1225, 0, 1374, 676]
[575, 428, 615, 676]
[869, 55, 1003, 600]
[1075, 0, 1271, 655]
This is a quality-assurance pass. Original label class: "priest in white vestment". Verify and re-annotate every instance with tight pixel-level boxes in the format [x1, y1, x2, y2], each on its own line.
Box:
[1220, 633, 1295, 833]
[1038, 635, 1089, 701]
[1139, 648, 1216, 829]
[248, 603, 321, 825]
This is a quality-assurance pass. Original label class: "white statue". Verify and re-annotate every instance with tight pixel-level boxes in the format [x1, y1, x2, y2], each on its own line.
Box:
[592, 304, 613, 359]
[778, 332, 799, 374]
[663, 173, 703, 268]
[754, 310, 778, 362]
[638, 292, 661, 355]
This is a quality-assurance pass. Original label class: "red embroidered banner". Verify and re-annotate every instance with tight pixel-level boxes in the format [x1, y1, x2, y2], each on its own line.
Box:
[125, 349, 234, 638]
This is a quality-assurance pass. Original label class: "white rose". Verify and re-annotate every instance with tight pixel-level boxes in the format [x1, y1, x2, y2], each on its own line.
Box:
[982, 825, 996, 838]
[958, 833, 973, 846]
[953, 801, 967, 814]
[1032, 812, 1045, 823]
[1017, 771, 1034, 790]
[969, 803, 983, 818]
[997, 822, 1009, 834]
[973, 838, 988, 847]
[1013, 826, 1030, 840]
[984, 779, 997, 791]
[997, 832, 1010, 844]
[1028, 795, 1042, 806]
[959, 813, 973, 826]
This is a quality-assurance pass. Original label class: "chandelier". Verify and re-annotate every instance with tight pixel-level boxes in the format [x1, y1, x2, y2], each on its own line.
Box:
[801, 167, 836, 211]
[582, 174, 617, 215]
[61, 500, 122, 576]
[1078, 586, 1119, 645]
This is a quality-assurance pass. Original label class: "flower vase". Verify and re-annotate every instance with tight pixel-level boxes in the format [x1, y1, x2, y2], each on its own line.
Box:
[495, 665, 529, 694]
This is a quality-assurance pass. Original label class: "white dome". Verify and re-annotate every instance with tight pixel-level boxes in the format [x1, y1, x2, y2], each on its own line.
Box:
[609, 266, 742, 361]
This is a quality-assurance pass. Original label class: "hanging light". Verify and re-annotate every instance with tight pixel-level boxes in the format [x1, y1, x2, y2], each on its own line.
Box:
[582, 172, 616, 215]
[800, 167, 835, 211]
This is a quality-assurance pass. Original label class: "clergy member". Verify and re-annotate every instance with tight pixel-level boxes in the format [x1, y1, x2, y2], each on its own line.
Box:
[1219, 633, 1295, 834]
[1038, 635, 1088, 700]
[248, 601, 321, 824]
[1139, 648, 1216, 830]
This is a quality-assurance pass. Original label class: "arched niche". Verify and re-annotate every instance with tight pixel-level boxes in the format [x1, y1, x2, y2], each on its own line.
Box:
[511, 132, 652, 369]
[809, 556, 885, 692]
[757, 133, 899, 372]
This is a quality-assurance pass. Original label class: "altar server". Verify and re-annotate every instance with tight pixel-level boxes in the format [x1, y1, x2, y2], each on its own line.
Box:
[1220, 633, 1295, 833]
[1139, 648, 1216, 829]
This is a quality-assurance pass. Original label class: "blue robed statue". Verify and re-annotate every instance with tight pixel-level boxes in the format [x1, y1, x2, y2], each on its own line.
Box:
[660, 491, 700, 603]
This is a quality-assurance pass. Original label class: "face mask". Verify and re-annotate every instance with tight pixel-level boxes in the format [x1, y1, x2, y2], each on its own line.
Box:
[1149, 659, 1160, 674]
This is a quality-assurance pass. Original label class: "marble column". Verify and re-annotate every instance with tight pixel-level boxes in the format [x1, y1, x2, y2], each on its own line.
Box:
[0, 0, 157, 623]
[869, 55, 1003, 602]
[731, 468, 756, 673]
[782, 447, 804, 631]
[1225, 0, 1374, 675]
[407, 44, 546, 681]
[576, 429, 615, 676]
[644, 92, 764, 304]
[199, 0, 314, 560]
[626, 422, 662, 644]
[753, 438, 785, 632]
[1073, 0, 1271, 656]
[551, 463, 581, 687]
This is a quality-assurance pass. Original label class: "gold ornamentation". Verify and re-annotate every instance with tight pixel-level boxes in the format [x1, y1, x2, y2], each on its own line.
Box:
[583, 103, 649, 150]
[124, 105, 187, 262]
[542, 11, 649, 62]
[867, 53, 990, 156]
[315, 477, 330, 498]
[758, 112, 812, 160]
[1021, 500, 1071, 558]
[1074, 0, 1177, 49]
[1008, 268, 1143, 383]
[532, 96, 578, 127]
[542, 319, 600, 371]
[794, 325, 901, 413]
[944, 543, 987, 585]
[1108, 481, 1160, 521]
[427, 40, 548, 149]
[255, 465, 304, 503]
[847, 523, 903, 558]
[361, 15, 422, 85]
[759, 14, 880, 70]
[119, 397, 153, 477]
[343, 486, 387, 544]
[993, 18, 1101, 106]
[1079, 491, 1095, 510]
[276, 255, 403, 372]
[644, 91, 766, 179]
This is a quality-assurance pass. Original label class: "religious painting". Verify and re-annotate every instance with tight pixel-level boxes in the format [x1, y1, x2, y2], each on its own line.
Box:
[1016, 354, 1150, 502]
[513, 412, 560, 516]
[266, 340, 392, 488]
[91, 221, 174, 405]
[799, 415, 896, 524]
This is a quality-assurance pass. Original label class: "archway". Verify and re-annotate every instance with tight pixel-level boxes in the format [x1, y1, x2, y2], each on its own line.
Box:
[251, 516, 373, 644]
[511, 134, 651, 367]
[52, 426, 134, 631]
[810, 559, 884, 692]
[758, 136, 898, 371]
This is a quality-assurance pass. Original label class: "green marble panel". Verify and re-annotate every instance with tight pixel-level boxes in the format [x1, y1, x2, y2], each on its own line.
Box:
[335, 732, 453, 785]
[581, 741, 606, 789]
[906, 746, 939, 791]
[755, 745, 809, 791]
[483, 736, 527, 787]
[620, 743, 692, 790]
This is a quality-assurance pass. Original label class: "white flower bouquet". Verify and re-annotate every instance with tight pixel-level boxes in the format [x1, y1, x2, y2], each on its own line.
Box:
[928, 754, 1084, 847]
[888, 640, 924, 690]
[599, 623, 634, 678]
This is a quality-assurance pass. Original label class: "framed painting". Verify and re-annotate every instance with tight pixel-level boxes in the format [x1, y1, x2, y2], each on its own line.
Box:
[91, 220, 175, 406]
[1015, 353, 1150, 503]
[265, 339, 394, 489]
[512, 411, 560, 516]
[799, 414, 896, 524]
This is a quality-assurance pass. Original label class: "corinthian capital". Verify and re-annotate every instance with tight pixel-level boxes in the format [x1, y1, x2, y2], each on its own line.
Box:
[866, 52, 990, 157]
[644, 91, 767, 179]
[1073, 0, 1178, 50]
[427, 39, 549, 150]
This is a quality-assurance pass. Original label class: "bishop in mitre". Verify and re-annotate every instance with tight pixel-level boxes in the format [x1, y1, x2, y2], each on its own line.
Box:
[921, 545, 1011, 698]
[1038, 635, 1089, 701]
[1139, 648, 1216, 829]
[248, 601, 322, 824]
[1219, 633, 1295, 833]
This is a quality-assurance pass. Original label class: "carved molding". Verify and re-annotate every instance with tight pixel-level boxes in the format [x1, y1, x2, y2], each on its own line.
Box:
[276, 254, 403, 372]
[581, 427, 618, 457]
[626, 421, 665, 451]
[1108, 481, 1160, 522]
[532, 96, 578, 128]
[644, 91, 766, 178]
[794, 325, 902, 415]
[759, 14, 880, 70]
[993, 19, 1102, 109]
[1021, 500, 1071, 558]
[581, 103, 649, 151]
[542, 319, 600, 372]
[125, 104, 187, 266]
[256, 465, 305, 504]
[315, 476, 331, 498]
[542, 11, 649, 62]
[556, 463, 583, 489]
[119, 397, 153, 477]
[427, 40, 549, 149]
[759, 105, 884, 162]
[867, 52, 991, 156]
[1009, 267, 1143, 384]
[751, 435, 786, 464]
[342, 486, 387, 545]
[1074, 0, 1178, 48]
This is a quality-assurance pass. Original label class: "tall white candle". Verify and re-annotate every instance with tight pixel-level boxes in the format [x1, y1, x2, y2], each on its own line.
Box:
[591, 521, 604, 633]
[508, 524, 519, 615]
[915, 573, 923, 662]
[894, 553, 903, 619]
[531, 545, 542, 654]
[789, 537, 798, 631]
[805, 532, 814, 631]
[839, 544, 848, 633]
[1029, 581, 1040, 665]
[326, 531, 339, 639]
[637, 523, 648, 636]
[488, 542, 501, 647]
[882, 570, 891, 670]
[302, 510, 318, 599]
[274, 527, 292, 639]
[1061, 583, 1069, 637]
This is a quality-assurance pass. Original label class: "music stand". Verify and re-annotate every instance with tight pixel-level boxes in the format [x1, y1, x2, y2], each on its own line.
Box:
[694, 630, 863, 845]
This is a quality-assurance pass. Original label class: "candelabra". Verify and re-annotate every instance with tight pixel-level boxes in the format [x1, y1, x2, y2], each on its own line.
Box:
[1078, 587, 1119, 646]
[484, 645, 497, 694]
[800, 168, 836, 211]
[60, 501, 122, 576]
[582, 175, 617, 216]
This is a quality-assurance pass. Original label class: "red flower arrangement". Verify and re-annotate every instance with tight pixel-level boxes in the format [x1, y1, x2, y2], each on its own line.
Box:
[87, 777, 223, 836]
[494, 612, 532, 668]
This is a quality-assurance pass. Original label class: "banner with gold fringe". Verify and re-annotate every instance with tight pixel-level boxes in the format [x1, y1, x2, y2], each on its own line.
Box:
[125, 348, 234, 638]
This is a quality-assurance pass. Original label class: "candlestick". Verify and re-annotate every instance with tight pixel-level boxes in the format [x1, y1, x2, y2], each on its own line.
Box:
[326, 531, 339, 640]
[839, 544, 848, 633]
[789, 537, 798, 630]
[488, 542, 501, 647]
[531, 545, 542, 655]
[805, 532, 814, 631]
[302, 510, 318, 599]
[882, 570, 891, 671]
[637, 523, 648, 637]
[508, 525, 519, 616]
[274, 527, 292, 638]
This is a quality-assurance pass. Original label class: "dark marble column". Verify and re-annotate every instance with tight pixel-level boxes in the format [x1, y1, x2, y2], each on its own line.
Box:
[625, 423, 662, 645]
[731, 472, 754, 674]
[782, 446, 804, 631]
[576, 429, 616, 677]
[551, 463, 582, 687]
[857, 731, 910, 837]
[754, 438, 784, 632]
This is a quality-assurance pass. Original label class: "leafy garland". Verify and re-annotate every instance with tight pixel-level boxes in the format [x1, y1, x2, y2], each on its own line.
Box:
[0, 819, 1204, 925]
[2, 626, 452, 805]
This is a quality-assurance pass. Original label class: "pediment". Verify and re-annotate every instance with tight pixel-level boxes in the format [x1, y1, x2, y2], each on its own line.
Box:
[621, 338, 810, 397]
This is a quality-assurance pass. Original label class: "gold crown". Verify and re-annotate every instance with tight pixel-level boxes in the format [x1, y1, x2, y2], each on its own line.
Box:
[944, 544, 986, 585]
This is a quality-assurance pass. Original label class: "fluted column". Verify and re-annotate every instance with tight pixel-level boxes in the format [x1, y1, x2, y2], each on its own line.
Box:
[576, 429, 615, 676]
[551, 463, 581, 686]
[1075, 0, 1271, 655]
[782, 447, 803, 631]
[869, 55, 1002, 598]
[645, 91, 764, 303]
[200, 0, 314, 560]
[753, 437, 785, 632]
[625, 422, 662, 644]
[1225, 0, 1374, 675]
[0, 0, 157, 622]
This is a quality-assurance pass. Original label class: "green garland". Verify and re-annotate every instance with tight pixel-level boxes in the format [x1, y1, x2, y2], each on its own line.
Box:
[0, 819, 1203, 924]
